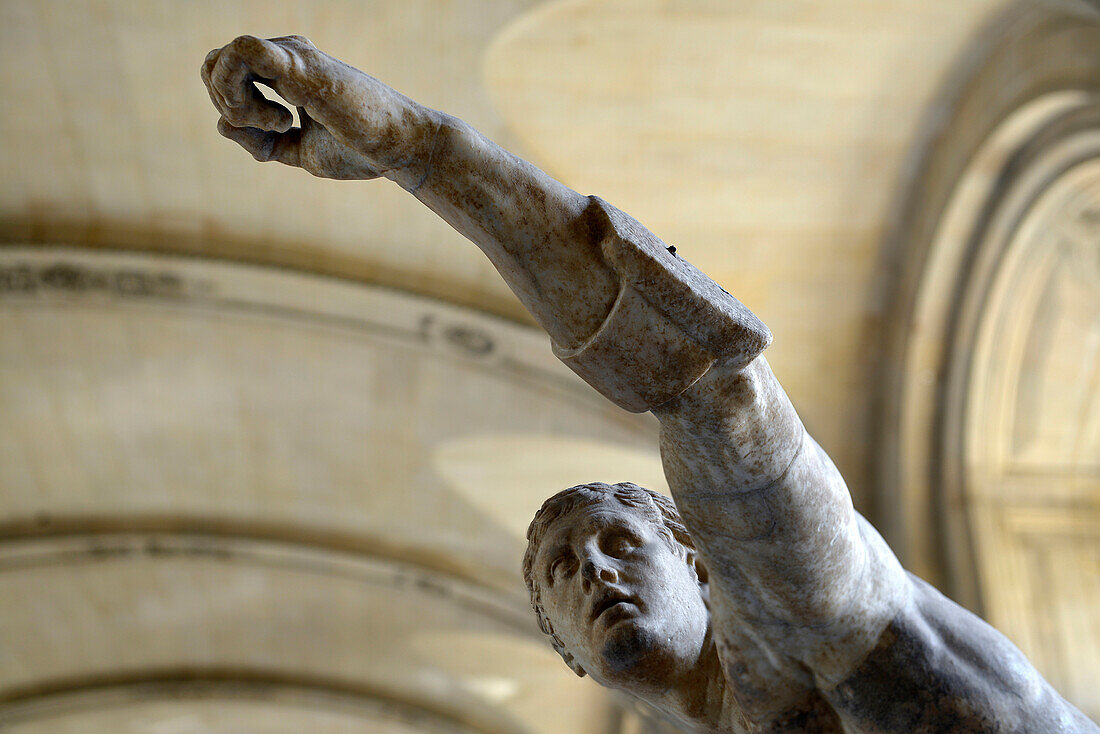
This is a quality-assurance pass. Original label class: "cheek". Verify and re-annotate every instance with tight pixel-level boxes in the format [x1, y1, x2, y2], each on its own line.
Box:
[635, 549, 688, 586]
[641, 555, 702, 610]
[544, 587, 581, 637]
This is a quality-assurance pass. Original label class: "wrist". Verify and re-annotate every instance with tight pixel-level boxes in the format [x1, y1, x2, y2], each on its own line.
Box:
[321, 67, 439, 183]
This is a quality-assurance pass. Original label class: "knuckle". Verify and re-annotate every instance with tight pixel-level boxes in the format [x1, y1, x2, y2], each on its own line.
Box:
[237, 34, 273, 59]
[222, 34, 259, 62]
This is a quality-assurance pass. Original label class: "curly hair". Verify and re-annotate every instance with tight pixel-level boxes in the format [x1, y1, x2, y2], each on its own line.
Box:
[522, 482, 695, 672]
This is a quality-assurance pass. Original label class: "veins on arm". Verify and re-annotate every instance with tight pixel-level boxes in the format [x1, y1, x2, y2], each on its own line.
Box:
[407, 116, 444, 194]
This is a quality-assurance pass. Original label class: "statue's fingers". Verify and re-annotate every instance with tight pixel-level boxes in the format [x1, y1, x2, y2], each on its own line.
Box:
[201, 49, 231, 114]
[210, 35, 293, 117]
[217, 118, 302, 168]
[219, 80, 294, 133]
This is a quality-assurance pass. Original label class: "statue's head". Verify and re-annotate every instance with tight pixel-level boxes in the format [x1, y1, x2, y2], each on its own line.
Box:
[523, 482, 711, 694]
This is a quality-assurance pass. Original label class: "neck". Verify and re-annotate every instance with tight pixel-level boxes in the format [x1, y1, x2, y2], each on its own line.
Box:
[627, 631, 734, 733]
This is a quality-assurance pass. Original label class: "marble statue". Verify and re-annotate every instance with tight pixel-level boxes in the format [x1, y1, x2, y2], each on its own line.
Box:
[201, 35, 1098, 733]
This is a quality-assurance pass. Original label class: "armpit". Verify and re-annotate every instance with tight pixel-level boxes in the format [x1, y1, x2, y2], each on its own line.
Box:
[825, 574, 1098, 733]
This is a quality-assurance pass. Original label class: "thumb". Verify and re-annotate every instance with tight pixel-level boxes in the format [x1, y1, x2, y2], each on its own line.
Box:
[218, 117, 302, 168]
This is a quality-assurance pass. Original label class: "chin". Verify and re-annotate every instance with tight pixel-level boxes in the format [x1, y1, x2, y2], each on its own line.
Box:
[598, 619, 670, 680]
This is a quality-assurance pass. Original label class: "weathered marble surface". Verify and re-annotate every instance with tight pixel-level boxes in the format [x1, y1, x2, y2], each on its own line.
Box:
[202, 36, 1099, 733]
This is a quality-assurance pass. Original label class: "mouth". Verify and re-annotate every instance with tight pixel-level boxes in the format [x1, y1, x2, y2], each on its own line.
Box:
[589, 589, 635, 624]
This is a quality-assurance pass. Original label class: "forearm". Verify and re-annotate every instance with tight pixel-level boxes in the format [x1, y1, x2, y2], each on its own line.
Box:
[324, 68, 621, 346]
[350, 79, 768, 370]
[399, 115, 773, 411]
[392, 112, 618, 348]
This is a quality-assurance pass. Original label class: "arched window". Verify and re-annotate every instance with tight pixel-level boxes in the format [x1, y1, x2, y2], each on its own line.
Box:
[877, 1, 1100, 717]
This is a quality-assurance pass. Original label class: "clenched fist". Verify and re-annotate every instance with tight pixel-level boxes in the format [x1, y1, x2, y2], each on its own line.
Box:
[201, 35, 437, 181]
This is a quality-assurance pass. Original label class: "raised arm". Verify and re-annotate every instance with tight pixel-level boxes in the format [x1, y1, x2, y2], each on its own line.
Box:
[202, 35, 770, 405]
[202, 35, 618, 350]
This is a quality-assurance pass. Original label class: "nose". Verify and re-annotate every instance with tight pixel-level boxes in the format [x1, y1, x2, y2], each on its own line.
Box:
[581, 556, 617, 592]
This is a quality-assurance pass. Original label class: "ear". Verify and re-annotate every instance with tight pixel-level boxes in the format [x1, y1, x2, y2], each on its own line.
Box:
[686, 550, 710, 607]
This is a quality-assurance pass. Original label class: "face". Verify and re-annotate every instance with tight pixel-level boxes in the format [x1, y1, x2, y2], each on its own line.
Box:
[533, 499, 710, 692]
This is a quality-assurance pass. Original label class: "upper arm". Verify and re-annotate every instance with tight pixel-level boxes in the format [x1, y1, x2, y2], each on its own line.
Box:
[655, 357, 867, 621]
[656, 358, 908, 681]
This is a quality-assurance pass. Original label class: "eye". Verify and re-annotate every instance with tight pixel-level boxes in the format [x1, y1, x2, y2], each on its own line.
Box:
[602, 531, 636, 558]
[546, 552, 575, 587]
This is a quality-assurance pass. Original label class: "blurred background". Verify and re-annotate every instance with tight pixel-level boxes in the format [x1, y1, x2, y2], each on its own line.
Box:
[1, 0, 1097, 731]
